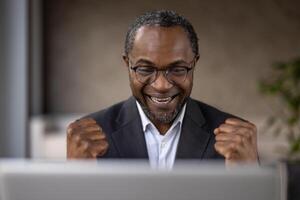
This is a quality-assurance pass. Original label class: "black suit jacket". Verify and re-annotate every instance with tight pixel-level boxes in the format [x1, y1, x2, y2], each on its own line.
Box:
[86, 96, 236, 162]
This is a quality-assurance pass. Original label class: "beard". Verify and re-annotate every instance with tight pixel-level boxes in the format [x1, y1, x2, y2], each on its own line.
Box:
[137, 97, 187, 124]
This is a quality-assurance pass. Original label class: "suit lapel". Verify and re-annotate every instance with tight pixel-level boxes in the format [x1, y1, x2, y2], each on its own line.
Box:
[111, 97, 148, 159]
[110, 97, 211, 160]
[176, 98, 211, 159]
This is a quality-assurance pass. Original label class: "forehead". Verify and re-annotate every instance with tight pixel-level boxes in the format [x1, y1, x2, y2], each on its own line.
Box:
[130, 25, 194, 63]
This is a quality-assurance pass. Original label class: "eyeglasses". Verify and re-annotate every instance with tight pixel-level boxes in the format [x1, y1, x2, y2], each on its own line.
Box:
[129, 58, 195, 84]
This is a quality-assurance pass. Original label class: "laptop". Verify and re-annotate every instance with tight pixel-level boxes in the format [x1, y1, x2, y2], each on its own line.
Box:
[0, 160, 284, 200]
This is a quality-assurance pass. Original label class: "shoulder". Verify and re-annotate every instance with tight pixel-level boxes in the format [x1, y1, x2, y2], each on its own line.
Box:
[82, 98, 132, 132]
[86, 101, 125, 121]
[194, 99, 235, 117]
[81, 96, 139, 134]
[188, 98, 239, 127]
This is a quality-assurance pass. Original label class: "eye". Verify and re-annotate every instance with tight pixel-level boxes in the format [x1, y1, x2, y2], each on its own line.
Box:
[136, 66, 156, 76]
[169, 67, 188, 76]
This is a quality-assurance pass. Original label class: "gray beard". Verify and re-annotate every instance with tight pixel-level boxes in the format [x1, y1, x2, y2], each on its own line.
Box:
[139, 98, 186, 124]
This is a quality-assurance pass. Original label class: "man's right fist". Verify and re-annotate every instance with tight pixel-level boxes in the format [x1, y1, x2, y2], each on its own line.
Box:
[67, 118, 109, 159]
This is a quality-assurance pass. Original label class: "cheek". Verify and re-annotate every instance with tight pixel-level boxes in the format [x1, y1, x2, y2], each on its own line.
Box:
[129, 77, 144, 96]
[180, 76, 193, 95]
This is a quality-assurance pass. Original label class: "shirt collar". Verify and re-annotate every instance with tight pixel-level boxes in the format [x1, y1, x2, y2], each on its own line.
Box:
[136, 101, 187, 132]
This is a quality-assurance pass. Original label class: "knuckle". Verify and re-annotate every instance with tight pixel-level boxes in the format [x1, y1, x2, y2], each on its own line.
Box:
[93, 125, 100, 131]
[85, 126, 95, 132]
[245, 133, 251, 140]
[84, 118, 96, 124]
[97, 129, 106, 137]
[225, 152, 232, 159]
[241, 136, 247, 144]
[214, 143, 218, 149]
[101, 133, 107, 140]
[214, 142, 220, 150]
[99, 140, 109, 149]
[81, 140, 90, 150]
[95, 134, 104, 141]
[91, 151, 98, 158]
[230, 143, 237, 150]
[248, 123, 257, 132]
[252, 126, 257, 134]
[250, 123, 256, 129]
[74, 134, 82, 143]
[234, 126, 240, 133]
[69, 122, 76, 128]
[241, 127, 249, 135]
[103, 141, 109, 149]
[68, 124, 76, 133]
[97, 140, 109, 149]
[97, 125, 103, 132]
[219, 124, 226, 129]
[98, 143, 109, 156]
[67, 120, 83, 132]
[67, 127, 73, 136]
[235, 135, 242, 144]
[214, 143, 225, 154]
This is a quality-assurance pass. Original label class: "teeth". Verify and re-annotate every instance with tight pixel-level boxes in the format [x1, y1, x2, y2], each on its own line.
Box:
[150, 96, 172, 104]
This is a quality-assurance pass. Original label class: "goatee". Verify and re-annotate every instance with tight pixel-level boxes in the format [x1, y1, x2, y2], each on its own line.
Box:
[138, 97, 187, 124]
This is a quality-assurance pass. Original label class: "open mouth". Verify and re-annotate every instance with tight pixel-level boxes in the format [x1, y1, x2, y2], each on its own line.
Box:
[146, 94, 179, 105]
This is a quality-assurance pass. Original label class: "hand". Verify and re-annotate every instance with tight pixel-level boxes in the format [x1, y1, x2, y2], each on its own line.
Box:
[214, 118, 258, 166]
[67, 118, 109, 159]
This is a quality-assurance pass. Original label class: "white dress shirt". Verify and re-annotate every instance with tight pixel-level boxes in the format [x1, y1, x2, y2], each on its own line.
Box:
[136, 101, 187, 170]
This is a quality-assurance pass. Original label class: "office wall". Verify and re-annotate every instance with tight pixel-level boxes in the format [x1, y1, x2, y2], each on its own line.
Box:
[43, 0, 300, 122]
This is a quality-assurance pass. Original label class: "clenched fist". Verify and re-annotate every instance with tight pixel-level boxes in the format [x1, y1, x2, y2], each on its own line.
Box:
[67, 118, 109, 159]
[214, 118, 259, 166]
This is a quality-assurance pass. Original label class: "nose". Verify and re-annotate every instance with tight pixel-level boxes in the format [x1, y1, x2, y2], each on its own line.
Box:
[150, 71, 173, 92]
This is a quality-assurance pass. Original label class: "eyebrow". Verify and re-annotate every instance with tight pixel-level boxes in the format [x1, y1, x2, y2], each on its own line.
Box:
[135, 59, 155, 65]
[135, 58, 189, 66]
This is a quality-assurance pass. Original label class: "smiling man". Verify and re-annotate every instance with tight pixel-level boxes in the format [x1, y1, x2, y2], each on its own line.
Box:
[67, 10, 258, 168]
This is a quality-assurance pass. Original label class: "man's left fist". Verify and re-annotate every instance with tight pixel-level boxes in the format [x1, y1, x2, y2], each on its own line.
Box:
[214, 118, 259, 165]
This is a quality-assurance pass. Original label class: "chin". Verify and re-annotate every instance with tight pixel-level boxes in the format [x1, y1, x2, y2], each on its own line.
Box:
[143, 99, 185, 124]
[135, 93, 188, 123]
[150, 110, 179, 124]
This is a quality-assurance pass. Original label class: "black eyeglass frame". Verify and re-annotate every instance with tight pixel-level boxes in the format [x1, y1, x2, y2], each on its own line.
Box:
[129, 57, 196, 84]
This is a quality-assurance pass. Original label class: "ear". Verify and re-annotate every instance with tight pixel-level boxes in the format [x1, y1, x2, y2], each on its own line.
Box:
[122, 54, 129, 68]
[195, 54, 200, 63]
[192, 54, 200, 72]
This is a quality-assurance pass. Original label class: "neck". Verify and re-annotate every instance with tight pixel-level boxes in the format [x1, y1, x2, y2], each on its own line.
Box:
[153, 121, 171, 135]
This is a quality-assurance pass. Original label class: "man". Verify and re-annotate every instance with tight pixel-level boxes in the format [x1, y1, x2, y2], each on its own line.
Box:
[67, 10, 258, 168]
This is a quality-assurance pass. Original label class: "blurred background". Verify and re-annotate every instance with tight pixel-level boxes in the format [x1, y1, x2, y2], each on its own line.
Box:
[0, 0, 299, 161]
